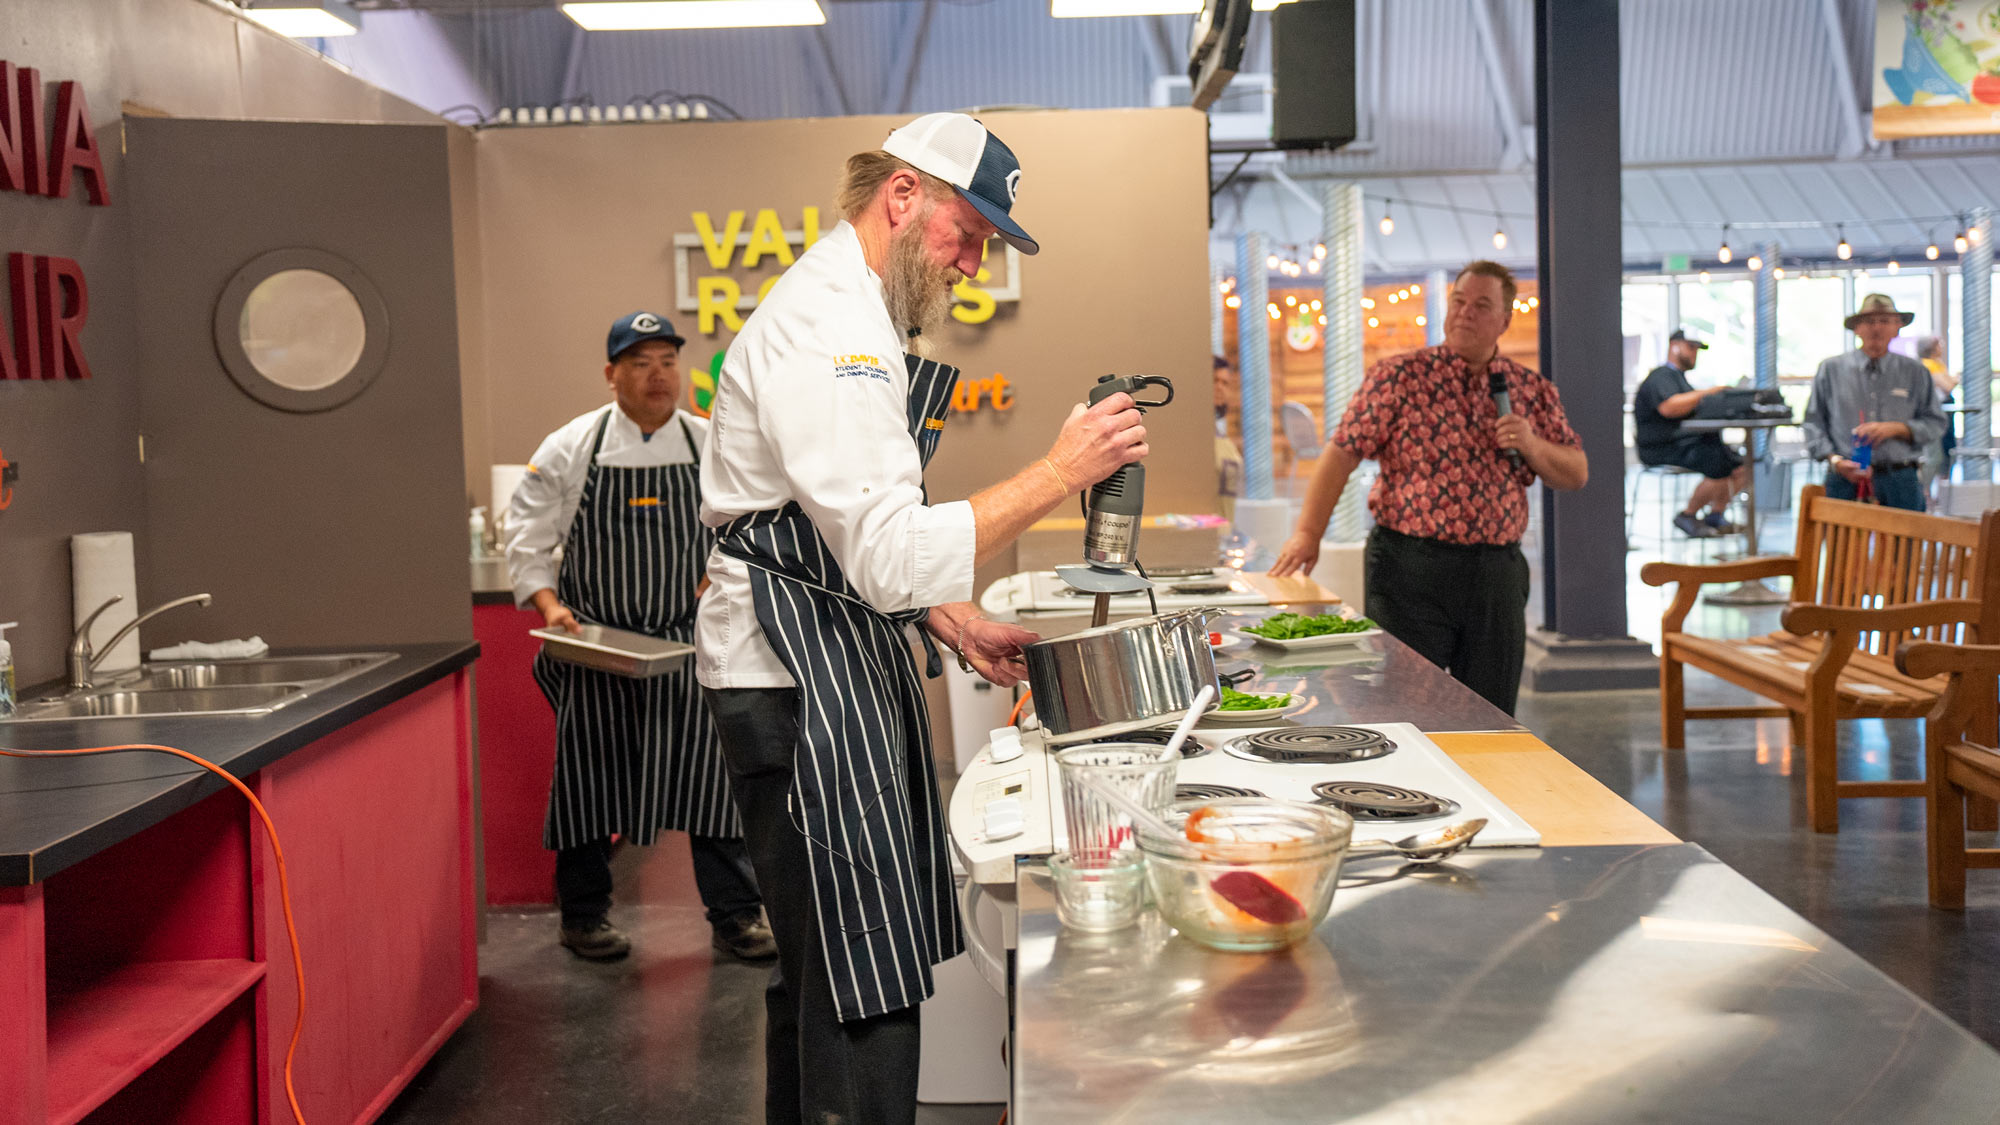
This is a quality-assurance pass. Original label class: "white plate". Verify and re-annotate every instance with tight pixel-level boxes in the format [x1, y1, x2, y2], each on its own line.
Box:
[1209, 630, 1257, 657]
[1244, 626, 1384, 651]
[1199, 694, 1307, 723]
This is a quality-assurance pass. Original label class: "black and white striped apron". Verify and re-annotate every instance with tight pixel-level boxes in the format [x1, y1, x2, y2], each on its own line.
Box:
[715, 356, 961, 1023]
[533, 411, 739, 849]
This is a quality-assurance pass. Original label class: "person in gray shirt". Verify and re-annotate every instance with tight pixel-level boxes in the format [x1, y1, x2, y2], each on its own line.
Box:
[1802, 293, 1945, 511]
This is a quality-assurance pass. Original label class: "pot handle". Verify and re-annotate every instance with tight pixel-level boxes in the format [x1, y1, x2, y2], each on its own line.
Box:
[1220, 667, 1257, 688]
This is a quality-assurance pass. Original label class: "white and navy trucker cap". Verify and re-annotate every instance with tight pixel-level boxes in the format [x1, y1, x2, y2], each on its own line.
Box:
[881, 113, 1039, 256]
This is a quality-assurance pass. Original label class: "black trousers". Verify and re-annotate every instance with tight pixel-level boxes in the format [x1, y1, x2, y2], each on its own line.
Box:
[703, 686, 922, 1125]
[555, 833, 762, 928]
[1365, 525, 1530, 715]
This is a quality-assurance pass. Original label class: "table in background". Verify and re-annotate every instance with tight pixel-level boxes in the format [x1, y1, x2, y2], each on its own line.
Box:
[1679, 416, 1794, 606]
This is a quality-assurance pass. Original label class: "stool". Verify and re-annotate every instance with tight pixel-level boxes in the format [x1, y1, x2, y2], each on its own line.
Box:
[1626, 462, 1701, 548]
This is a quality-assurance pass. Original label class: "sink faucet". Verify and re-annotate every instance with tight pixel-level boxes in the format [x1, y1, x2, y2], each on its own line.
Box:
[68, 593, 213, 691]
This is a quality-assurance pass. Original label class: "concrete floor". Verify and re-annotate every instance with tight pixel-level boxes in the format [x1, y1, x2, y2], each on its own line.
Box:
[383, 470, 2000, 1123]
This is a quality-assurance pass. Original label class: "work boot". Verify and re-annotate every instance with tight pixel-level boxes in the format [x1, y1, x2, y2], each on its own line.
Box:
[560, 917, 632, 961]
[712, 913, 779, 961]
[1673, 512, 1717, 539]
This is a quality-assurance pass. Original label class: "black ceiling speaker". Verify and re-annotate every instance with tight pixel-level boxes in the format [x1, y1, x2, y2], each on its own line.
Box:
[1271, 0, 1357, 151]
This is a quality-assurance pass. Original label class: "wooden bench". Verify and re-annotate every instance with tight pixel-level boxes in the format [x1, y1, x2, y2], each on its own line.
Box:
[1640, 485, 2000, 833]
[1895, 641, 2000, 908]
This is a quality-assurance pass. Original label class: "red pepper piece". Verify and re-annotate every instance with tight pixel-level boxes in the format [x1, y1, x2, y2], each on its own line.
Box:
[1209, 870, 1306, 925]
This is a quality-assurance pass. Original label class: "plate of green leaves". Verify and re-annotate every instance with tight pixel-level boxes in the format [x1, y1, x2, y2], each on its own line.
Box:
[1239, 611, 1383, 652]
[1200, 683, 1304, 723]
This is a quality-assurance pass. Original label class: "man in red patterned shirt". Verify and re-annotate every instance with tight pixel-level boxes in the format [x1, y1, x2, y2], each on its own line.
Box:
[1270, 261, 1587, 713]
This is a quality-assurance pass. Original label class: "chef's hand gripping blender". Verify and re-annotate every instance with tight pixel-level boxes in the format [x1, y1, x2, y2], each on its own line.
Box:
[1058, 374, 1175, 627]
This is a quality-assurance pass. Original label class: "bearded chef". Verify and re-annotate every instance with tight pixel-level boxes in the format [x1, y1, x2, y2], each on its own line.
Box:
[507, 312, 776, 963]
[695, 113, 1149, 1124]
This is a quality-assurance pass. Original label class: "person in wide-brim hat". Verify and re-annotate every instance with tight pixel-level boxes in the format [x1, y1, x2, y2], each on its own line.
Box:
[1844, 292, 1915, 331]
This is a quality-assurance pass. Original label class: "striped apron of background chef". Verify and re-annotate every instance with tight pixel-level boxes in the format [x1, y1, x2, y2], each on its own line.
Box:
[714, 356, 962, 1022]
[534, 410, 739, 849]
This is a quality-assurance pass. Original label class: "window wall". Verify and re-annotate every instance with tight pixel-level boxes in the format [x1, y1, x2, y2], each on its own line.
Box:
[1677, 279, 1755, 385]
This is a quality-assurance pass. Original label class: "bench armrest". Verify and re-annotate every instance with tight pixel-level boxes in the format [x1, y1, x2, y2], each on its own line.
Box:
[1896, 641, 2000, 680]
[1782, 599, 1980, 636]
[1639, 556, 1798, 588]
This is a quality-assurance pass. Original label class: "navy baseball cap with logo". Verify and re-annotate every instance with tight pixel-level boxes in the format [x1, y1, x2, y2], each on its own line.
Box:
[882, 113, 1039, 256]
[606, 311, 685, 361]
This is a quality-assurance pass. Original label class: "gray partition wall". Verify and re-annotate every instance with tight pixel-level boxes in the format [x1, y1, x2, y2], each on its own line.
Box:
[125, 118, 470, 648]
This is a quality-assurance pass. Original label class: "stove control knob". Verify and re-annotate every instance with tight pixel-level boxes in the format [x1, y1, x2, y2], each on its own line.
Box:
[982, 797, 1023, 841]
[988, 726, 1024, 764]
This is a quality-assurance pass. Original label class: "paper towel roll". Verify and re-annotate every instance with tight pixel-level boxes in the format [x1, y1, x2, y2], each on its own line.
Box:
[72, 532, 140, 673]
[490, 463, 531, 542]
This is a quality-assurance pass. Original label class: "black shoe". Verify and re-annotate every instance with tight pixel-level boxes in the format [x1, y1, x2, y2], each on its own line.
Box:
[1702, 511, 1741, 534]
[712, 914, 779, 961]
[560, 917, 631, 961]
[1673, 512, 1718, 539]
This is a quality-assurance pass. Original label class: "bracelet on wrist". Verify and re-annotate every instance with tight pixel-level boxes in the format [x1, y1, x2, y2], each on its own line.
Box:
[1041, 457, 1070, 496]
[954, 615, 979, 673]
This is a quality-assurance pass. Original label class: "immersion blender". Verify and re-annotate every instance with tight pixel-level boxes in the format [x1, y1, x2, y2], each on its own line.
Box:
[1076, 374, 1175, 627]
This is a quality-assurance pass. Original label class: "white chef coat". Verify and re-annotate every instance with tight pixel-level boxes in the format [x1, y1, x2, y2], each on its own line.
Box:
[695, 220, 977, 688]
[505, 403, 709, 608]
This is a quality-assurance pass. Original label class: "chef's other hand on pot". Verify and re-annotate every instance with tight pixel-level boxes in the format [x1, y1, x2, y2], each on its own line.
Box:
[1046, 391, 1147, 492]
[961, 619, 1039, 688]
[1268, 531, 1321, 578]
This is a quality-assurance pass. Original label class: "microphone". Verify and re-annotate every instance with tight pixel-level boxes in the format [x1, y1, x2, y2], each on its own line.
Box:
[1488, 368, 1525, 469]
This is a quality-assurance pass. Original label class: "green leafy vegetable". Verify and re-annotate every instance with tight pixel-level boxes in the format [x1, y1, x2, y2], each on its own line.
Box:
[1240, 612, 1376, 639]
[1217, 685, 1290, 711]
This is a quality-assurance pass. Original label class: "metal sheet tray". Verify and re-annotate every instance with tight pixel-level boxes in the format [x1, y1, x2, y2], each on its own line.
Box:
[531, 625, 693, 678]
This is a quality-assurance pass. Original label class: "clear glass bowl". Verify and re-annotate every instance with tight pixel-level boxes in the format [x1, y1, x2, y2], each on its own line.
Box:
[1136, 798, 1353, 952]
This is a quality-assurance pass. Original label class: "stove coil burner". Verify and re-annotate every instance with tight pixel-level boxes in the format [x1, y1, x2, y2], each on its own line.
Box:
[1175, 783, 1266, 802]
[1311, 781, 1460, 822]
[1223, 726, 1395, 765]
[1087, 726, 1209, 759]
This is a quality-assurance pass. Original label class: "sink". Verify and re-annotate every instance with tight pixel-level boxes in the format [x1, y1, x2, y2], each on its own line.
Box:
[137, 655, 387, 689]
[25, 685, 303, 719]
[4, 652, 399, 723]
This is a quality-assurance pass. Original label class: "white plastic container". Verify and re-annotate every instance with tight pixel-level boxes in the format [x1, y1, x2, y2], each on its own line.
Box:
[0, 621, 16, 717]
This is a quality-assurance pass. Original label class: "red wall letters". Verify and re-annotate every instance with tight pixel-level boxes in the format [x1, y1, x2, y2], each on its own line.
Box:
[1, 60, 105, 381]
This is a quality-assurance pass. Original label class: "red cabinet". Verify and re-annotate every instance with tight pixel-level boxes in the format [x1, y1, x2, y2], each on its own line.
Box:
[472, 600, 558, 906]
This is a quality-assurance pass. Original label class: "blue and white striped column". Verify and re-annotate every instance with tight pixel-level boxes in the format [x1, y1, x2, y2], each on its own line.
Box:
[1753, 241, 1779, 465]
[1236, 232, 1274, 503]
[1324, 183, 1366, 542]
[1963, 207, 1993, 476]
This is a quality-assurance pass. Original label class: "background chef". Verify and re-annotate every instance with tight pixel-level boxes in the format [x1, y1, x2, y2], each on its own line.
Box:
[506, 311, 775, 963]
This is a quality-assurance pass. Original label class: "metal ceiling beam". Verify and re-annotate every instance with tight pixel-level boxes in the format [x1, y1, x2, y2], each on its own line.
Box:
[1817, 0, 1874, 160]
[1468, 0, 1532, 171]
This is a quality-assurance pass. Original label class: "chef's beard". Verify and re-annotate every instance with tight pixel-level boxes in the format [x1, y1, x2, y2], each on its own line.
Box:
[883, 203, 963, 353]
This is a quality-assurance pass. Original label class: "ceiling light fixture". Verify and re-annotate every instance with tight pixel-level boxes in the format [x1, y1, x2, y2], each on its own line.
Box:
[1887, 261, 1899, 273]
[562, 0, 826, 30]
[1835, 226, 1851, 260]
[1927, 240, 1941, 260]
[1747, 255, 1763, 271]
[1491, 227, 1508, 250]
[1955, 230, 1970, 255]
[242, 0, 361, 36]
[1378, 208, 1394, 237]
[1717, 225, 1732, 264]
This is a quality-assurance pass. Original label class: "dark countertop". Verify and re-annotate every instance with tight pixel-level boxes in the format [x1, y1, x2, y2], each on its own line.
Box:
[0, 640, 479, 885]
[1211, 611, 1523, 733]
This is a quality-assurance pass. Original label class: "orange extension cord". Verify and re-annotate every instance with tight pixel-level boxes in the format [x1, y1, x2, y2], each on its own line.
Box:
[0, 742, 310, 1125]
[1008, 689, 1033, 727]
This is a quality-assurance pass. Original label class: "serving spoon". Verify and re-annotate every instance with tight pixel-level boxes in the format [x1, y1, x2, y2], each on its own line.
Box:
[1343, 818, 1488, 865]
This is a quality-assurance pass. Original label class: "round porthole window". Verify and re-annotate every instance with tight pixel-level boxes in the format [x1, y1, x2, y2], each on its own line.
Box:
[214, 249, 389, 412]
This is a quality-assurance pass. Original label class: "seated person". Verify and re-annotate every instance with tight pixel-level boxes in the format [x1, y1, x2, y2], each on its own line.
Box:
[1633, 329, 1750, 539]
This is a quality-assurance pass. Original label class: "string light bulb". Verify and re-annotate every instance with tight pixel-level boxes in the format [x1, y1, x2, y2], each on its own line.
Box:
[1410, 284, 1422, 295]
[1927, 241, 1941, 260]
[1699, 270, 1711, 283]
[1267, 254, 1280, 270]
[1415, 315, 1427, 326]
[1717, 225, 1732, 264]
[1313, 242, 1327, 259]
[1268, 304, 1281, 319]
[1492, 227, 1508, 250]
[1378, 209, 1395, 236]
[1955, 231, 1969, 255]
[1225, 295, 1240, 309]
[1773, 266, 1786, 279]
[1972, 226, 1986, 246]
[1747, 255, 1764, 271]
[1887, 261, 1900, 274]
[1366, 316, 1380, 328]
[1835, 226, 1851, 260]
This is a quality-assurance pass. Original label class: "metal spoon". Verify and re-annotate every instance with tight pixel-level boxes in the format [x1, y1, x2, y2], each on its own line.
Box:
[1344, 818, 1488, 865]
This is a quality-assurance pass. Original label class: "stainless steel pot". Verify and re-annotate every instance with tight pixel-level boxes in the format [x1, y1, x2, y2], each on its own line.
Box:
[1023, 608, 1221, 743]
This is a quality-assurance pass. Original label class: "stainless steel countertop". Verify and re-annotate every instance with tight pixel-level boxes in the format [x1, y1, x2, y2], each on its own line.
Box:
[1012, 844, 2000, 1123]
[1213, 611, 1524, 733]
